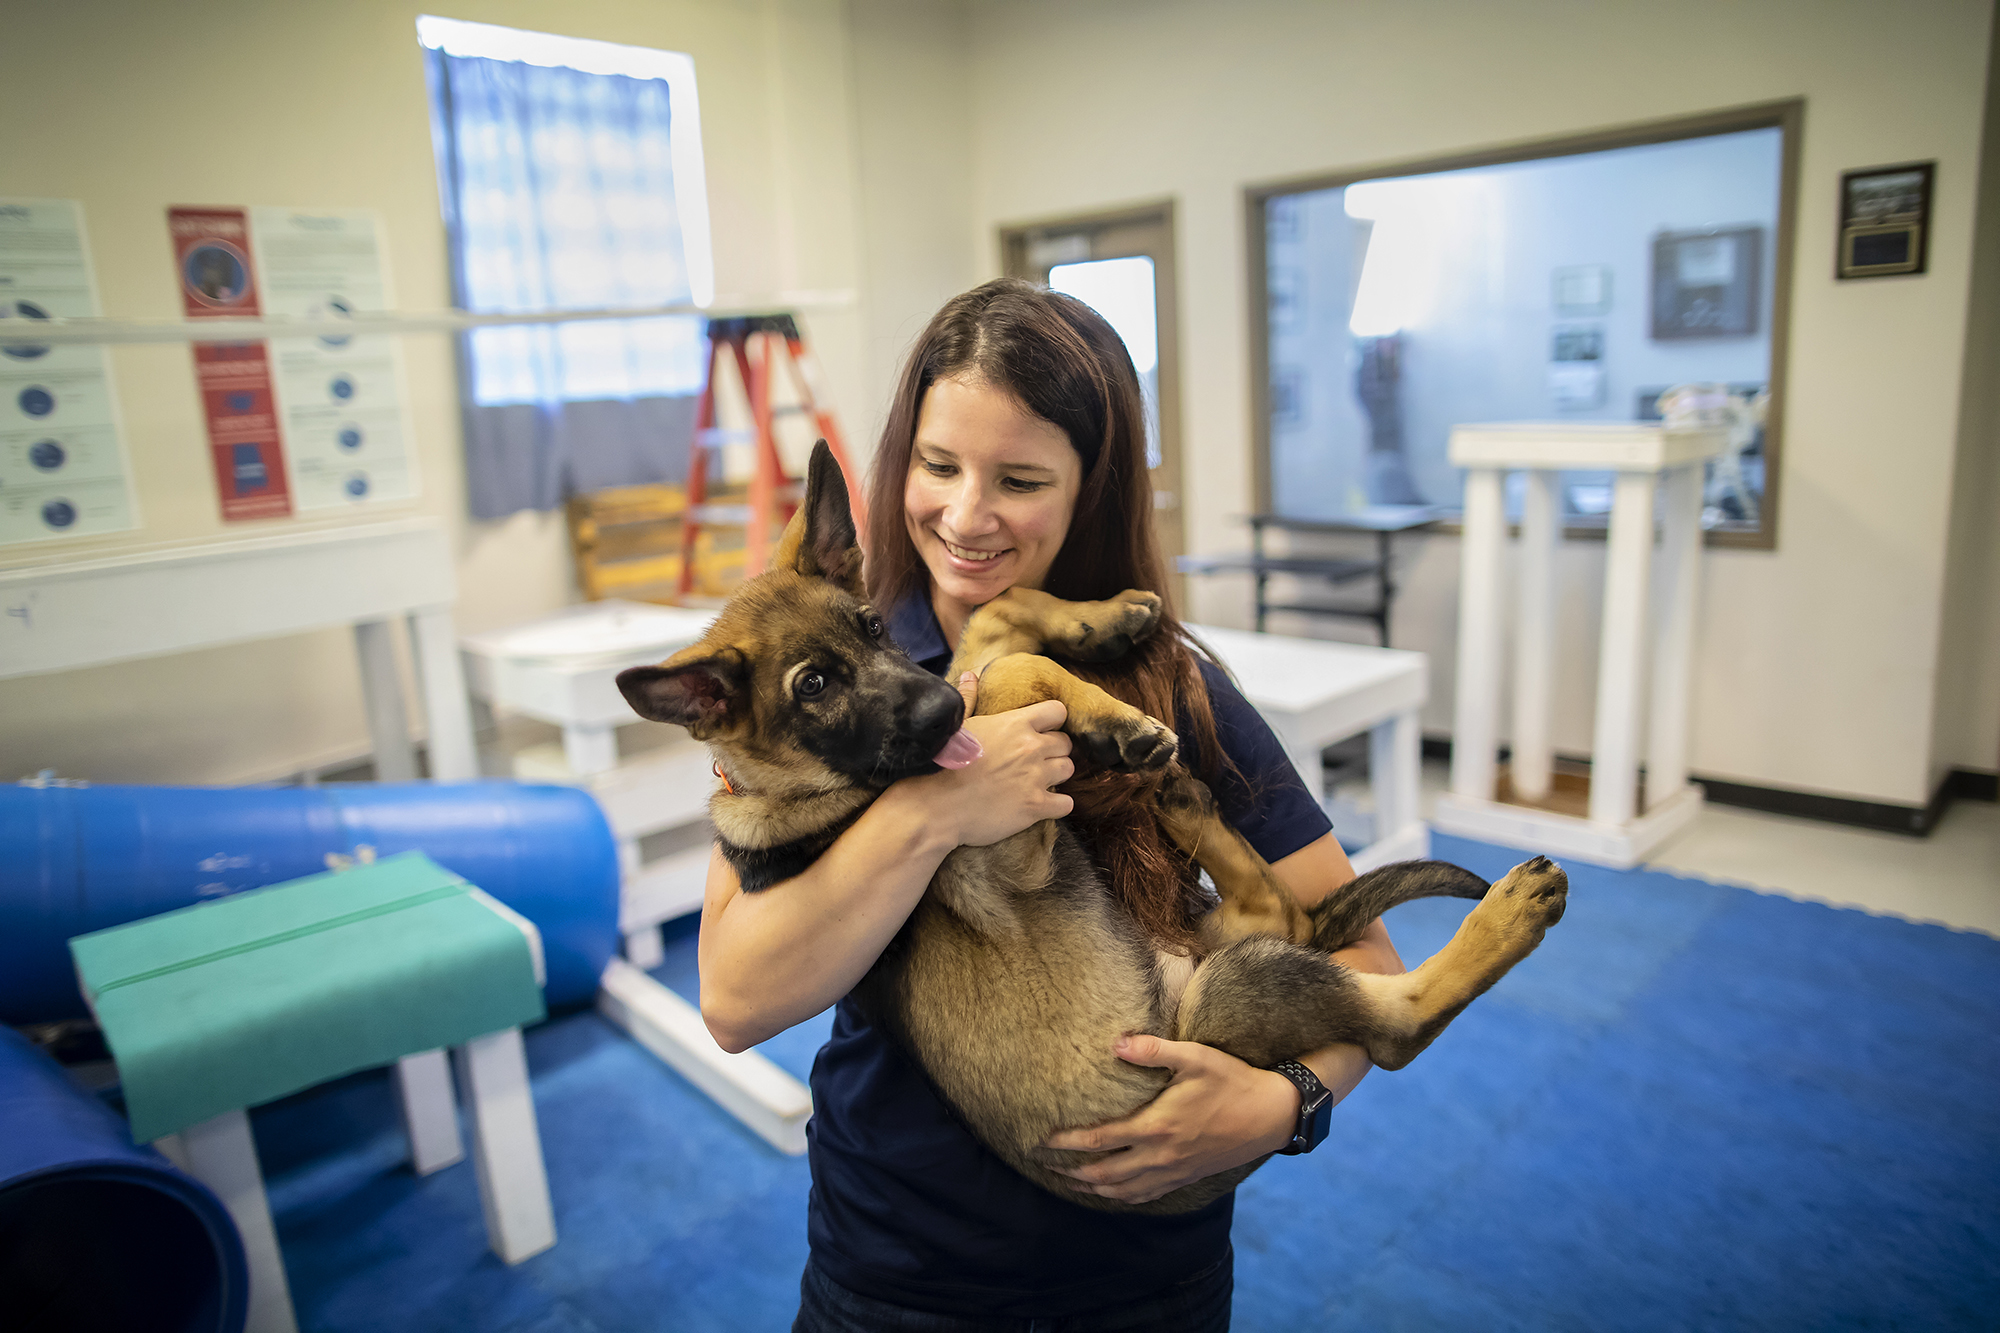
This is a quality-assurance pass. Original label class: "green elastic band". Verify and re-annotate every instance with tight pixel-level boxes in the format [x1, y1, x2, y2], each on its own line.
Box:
[91, 883, 470, 996]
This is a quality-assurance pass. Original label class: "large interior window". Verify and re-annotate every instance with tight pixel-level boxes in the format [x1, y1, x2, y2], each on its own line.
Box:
[1251, 105, 1799, 547]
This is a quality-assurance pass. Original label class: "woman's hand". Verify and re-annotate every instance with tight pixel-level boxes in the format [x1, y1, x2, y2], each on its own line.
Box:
[908, 672, 1075, 848]
[1041, 1034, 1299, 1205]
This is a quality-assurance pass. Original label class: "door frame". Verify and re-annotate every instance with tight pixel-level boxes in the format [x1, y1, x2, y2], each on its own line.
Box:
[998, 200, 1186, 604]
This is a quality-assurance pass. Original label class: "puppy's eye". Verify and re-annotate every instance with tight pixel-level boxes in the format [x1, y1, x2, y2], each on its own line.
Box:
[865, 615, 884, 639]
[796, 671, 826, 699]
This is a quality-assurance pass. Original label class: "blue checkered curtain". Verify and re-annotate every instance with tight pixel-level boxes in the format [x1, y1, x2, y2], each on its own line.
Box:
[426, 49, 703, 518]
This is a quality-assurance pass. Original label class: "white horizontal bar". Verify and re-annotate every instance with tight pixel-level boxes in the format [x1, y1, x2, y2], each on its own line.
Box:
[11, 290, 856, 347]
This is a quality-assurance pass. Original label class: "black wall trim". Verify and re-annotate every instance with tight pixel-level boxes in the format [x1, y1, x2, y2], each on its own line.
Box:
[1413, 735, 1996, 838]
[1697, 778, 1935, 836]
[1946, 769, 2000, 803]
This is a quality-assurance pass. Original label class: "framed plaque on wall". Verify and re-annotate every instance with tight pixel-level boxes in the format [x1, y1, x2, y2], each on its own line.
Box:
[1838, 162, 1933, 279]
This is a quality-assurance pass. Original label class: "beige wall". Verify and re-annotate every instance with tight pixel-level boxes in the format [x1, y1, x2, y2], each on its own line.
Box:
[0, 0, 867, 784]
[1934, 10, 2000, 782]
[846, 0, 979, 452]
[5, 0, 1995, 808]
[958, 0, 1999, 807]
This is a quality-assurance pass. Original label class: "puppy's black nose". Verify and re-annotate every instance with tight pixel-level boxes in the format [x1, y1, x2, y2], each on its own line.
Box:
[908, 683, 965, 750]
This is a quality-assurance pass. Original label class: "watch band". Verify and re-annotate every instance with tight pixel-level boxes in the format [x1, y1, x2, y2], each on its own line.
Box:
[1268, 1059, 1334, 1155]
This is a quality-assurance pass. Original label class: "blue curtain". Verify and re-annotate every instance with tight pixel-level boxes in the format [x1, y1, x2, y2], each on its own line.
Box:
[426, 50, 703, 519]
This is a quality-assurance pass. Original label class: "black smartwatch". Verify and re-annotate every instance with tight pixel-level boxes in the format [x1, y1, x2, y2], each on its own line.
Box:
[1268, 1059, 1333, 1155]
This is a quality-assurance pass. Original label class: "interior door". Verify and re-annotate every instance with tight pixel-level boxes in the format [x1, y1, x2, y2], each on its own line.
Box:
[1000, 205, 1185, 607]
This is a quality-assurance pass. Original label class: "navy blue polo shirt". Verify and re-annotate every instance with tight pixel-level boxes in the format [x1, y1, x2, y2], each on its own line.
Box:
[803, 596, 1333, 1318]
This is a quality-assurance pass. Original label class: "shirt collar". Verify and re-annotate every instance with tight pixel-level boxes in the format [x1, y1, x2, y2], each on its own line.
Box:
[887, 593, 951, 675]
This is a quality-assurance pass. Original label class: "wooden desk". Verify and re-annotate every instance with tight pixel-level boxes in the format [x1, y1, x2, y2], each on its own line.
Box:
[1179, 508, 1440, 645]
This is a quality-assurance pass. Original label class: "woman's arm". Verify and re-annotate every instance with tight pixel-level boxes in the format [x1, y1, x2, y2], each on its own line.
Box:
[1043, 832, 1407, 1204]
[699, 686, 1075, 1052]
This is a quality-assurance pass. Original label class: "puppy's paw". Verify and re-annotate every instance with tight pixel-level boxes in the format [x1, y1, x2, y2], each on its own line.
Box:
[1055, 590, 1164, 663]
[1487, 855, 1569, 935]
[1073, 710, 1178, 773]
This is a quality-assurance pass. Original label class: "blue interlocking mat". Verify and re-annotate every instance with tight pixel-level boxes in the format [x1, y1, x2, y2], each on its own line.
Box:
[251, 836, 1999, 1331]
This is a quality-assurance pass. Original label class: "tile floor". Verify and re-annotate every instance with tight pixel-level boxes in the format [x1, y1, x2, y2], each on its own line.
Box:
[1393, 758, 1999, 938]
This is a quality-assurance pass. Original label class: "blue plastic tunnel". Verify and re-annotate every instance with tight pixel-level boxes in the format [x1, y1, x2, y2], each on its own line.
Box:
[0, 781, 622, 1025]
[0, 1024, 249, 1332]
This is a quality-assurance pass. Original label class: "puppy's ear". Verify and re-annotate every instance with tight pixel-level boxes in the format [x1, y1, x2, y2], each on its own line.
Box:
[617, 645, 750, 738]
[774, 440, 864, 597]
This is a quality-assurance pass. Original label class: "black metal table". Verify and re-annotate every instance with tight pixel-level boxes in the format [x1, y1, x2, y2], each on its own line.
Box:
[1177, 507, 1441, 645]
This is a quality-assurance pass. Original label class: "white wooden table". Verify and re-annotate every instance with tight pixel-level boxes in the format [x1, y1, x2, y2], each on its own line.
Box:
[459, 601, 720, 965]
[459, 600, 812, 1157]
[1432, 422, 1724, 867]
[1191, 625, 1429, 872]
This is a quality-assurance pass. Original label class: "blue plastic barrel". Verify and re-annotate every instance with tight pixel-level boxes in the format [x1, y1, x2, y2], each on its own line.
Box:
[0, 1025, 248, 1332]
[0, 782, 621, 1024]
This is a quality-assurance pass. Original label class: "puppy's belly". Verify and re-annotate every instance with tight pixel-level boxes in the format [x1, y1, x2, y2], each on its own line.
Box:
[892, 898, 1168, 1159]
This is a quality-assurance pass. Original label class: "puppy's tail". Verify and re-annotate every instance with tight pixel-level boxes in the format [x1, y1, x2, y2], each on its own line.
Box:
[1308, 859, 1490, 952]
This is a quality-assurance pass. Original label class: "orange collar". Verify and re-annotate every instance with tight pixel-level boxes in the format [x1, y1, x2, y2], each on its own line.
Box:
[713, 760, 737, 796]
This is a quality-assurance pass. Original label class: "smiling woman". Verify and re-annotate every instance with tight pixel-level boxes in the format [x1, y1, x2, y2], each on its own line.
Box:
[903, 375, 1083, 649]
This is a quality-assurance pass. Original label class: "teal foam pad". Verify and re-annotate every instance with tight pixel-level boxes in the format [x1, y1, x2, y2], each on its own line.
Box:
[71, 851, 546, 1143]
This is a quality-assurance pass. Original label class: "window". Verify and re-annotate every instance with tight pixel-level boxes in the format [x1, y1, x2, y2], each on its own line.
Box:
[1250, 104, 1800, 548]
[419, 16, 715, 517]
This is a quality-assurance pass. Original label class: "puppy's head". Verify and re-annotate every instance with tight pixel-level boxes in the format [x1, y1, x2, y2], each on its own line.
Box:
[617, 441, 965, 790]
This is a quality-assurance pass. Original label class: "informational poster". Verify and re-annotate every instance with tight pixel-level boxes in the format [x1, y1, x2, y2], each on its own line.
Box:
[0, 198, 138, 545]
[169, 205, 417, 521]
[248, 207, 417, 510]
[170, 206, 294, 521]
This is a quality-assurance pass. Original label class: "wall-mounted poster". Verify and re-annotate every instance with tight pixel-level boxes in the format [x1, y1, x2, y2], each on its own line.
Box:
[248, 207, 417, 510]
[1649, 226, 1763, 340]
[169, 205, 417, 522]
[0, 198, 139, 546]
[171, 205, 294, 521]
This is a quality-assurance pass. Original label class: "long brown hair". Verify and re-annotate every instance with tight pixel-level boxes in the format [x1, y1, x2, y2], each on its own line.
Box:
[864, 278, 1226, 953]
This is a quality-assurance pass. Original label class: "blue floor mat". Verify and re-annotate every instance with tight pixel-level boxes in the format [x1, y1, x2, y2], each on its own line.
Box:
[254, 837, 2000, 1331]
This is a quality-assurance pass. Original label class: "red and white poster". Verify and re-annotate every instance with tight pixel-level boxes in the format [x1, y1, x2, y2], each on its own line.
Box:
[169, 206, 292, 521]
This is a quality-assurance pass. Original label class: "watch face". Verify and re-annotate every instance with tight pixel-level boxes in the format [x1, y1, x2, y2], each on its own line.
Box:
[1303, 1094, 1334, 1150]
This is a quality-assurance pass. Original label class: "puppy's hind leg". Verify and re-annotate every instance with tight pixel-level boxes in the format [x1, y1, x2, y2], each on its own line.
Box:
[1154, 769, 1312, 946]
[1176, 857, 1567, 1072]
[1345, 856, 1567, 1069]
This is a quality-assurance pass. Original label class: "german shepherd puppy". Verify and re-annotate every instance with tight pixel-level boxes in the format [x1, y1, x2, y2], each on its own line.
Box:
[618, 442, 1567, 1216]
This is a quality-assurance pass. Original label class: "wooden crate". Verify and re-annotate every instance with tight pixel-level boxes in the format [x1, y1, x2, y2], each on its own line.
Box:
[567, 483, 747, 604]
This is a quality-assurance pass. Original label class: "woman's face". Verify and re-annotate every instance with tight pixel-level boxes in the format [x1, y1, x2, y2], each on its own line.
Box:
[904, 374, 1083, 618]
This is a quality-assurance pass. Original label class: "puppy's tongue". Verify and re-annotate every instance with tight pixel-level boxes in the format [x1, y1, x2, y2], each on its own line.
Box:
[932, 728, 984, 770]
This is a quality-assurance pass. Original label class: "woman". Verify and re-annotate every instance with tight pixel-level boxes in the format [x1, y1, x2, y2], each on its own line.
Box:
[697, 279, 1406, 1330]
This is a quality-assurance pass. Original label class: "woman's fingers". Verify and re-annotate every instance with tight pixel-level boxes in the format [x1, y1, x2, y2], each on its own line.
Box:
[1019, 698, 1068, 734]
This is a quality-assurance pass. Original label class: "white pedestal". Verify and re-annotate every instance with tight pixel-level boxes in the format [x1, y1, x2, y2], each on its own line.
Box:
[1434, 422, 1723, 869]
[1190, 626, 1429, 873]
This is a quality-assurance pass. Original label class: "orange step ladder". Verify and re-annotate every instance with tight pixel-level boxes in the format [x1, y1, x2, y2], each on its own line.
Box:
[680, 314, 866, 597]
